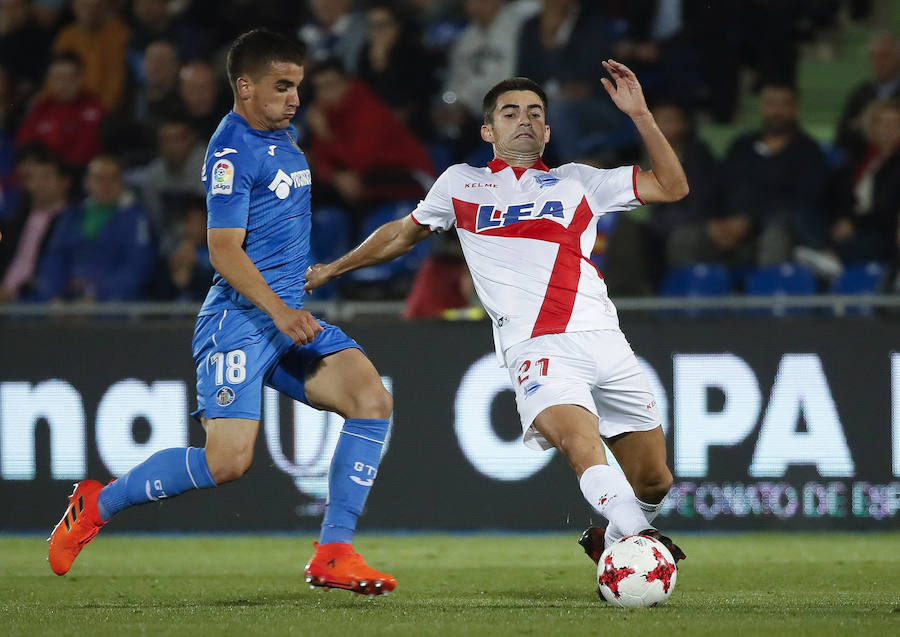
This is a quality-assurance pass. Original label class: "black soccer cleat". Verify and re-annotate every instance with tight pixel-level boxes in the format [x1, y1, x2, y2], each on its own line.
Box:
[639, 528, 686, 563]
[578, 526, 606, 565]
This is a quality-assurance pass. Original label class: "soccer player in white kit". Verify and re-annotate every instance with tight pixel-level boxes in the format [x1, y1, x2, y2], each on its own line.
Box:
[305, 60, 689, 565]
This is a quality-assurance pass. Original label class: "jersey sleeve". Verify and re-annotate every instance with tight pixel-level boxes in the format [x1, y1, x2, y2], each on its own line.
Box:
[203, 144, 256, 229]
[409, 167, 456, 232]
[571, 164, 644, 213]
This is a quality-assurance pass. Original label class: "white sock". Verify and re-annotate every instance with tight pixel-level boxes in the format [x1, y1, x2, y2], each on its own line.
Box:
[637, 496, 665, 525]
[579, 464, 650, 545]
[605, 496, 667, 548]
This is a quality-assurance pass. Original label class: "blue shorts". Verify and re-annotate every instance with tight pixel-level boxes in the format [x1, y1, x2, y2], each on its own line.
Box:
[191, 309, 362, 421]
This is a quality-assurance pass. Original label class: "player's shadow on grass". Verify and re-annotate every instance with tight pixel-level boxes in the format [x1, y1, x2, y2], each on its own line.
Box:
[69, 593, 303, 610]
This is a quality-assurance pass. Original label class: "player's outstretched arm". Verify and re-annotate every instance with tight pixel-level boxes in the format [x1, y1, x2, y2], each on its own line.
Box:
[305, 215, 431, 291]
[600, 59, 689, 204]
[209, 227, 322, 344]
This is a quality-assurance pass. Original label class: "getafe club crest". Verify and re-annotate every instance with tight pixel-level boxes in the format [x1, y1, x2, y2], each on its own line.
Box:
[216, 386, 235, 407]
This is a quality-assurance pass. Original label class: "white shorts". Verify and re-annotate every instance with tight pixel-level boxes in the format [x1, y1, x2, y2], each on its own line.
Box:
[504, 329, 661, 450]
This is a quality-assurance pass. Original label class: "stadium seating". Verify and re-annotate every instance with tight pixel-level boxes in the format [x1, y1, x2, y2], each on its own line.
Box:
[745, 263, 817, 316]
[829, 262, 887, 315]
[347, 201, 432, 288]
[308, 207, 352, 300]
[659, 264, 731, 316]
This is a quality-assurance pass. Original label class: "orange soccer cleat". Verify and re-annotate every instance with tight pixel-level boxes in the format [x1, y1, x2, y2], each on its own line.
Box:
[48, 480, 107, 575]
[304, 542, 397, 596]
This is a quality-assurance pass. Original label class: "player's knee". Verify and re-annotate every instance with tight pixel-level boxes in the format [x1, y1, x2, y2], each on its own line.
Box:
[635, 466, 674, 504]
[208, 446, 254, 484]
[348, 385, 393, 420]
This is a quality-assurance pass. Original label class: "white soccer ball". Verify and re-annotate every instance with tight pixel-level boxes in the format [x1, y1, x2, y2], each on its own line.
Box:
[596, 534, 678, 608]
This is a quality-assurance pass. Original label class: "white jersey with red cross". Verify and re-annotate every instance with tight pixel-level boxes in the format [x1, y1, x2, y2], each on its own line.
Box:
[410, 158, 644, 363]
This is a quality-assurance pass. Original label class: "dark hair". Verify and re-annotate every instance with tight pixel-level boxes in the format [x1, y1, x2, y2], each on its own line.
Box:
[23, 146, 72, 179]
[482, 77, 548, 124]
[157, 113, 195, 133]
[307, 56, 346, 80]
[759, 79, 797, 96]
[649, 97, 697, 137]
[226, 28, 306, 92]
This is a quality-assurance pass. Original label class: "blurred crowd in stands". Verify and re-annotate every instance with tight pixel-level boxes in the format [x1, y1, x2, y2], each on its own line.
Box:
[0, 0, 898, 317]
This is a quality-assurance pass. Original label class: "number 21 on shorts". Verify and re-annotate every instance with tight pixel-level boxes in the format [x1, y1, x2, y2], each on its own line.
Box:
[517, 357, 549, 385]
[210, 349, 247, 385]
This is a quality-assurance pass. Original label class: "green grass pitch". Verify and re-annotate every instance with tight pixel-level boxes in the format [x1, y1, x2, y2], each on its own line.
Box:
[2, 533, 898, 636]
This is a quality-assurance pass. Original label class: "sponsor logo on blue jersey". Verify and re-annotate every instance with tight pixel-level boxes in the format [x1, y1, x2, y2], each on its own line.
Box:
[267, 168, 312, 199]
[476, 200, 564, 231]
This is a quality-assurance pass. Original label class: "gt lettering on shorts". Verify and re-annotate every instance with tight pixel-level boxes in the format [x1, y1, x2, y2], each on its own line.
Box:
[517, 357, 550, 385]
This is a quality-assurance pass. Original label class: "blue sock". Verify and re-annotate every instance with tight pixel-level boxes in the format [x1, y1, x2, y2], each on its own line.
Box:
[320, 418, 390, 545]
[96, 447, 217, 521]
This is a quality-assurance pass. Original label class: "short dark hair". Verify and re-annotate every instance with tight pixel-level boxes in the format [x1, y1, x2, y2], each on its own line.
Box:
[307, 56, 346, 80]
[226, 28, 306, 92]
[26, 146, 72, 179]
[482, 77, 548, 125]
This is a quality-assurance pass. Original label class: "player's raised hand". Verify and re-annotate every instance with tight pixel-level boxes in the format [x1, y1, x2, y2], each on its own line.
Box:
[304, 263, 334, 292]
[273, 306, 323, 345]
[600, 59, 649, 119]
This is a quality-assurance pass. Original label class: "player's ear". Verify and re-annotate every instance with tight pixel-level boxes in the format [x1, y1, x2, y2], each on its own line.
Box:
[543, 124, 551, 144]
[236, 76, 253, 101]
[481, 124, 494, 143]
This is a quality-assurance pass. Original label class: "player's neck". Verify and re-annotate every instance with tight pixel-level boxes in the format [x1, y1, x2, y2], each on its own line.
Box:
[494, 151, 542, 169]
[232, 103, 274, 132]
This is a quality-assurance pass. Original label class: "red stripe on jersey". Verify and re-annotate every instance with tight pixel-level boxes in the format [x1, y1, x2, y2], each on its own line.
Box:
[451, 196, 597, 337]
[632, 165, 645, 205]
[583, 256, 604, 279]
[409, 211, 427, 226]
[530, 197, 594, 337]
[452, 198, 480, 232]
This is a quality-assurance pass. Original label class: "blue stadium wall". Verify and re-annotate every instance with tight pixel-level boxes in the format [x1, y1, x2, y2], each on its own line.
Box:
[1, 316, 899, 532]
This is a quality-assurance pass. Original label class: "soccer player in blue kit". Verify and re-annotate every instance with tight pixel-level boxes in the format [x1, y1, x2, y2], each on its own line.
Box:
[48, 29, 397, 595]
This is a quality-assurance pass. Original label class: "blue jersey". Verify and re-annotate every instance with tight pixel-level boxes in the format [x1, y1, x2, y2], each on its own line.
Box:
[198, 111, 312, 316]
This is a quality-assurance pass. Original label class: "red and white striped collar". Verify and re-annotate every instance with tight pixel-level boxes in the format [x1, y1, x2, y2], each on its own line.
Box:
[487, 157, 550, 179]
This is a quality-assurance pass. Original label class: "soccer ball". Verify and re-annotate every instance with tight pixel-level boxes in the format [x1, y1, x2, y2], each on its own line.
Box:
[596, 534, 677, 608]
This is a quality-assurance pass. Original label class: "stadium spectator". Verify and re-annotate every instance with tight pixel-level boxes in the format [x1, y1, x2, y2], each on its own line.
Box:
[0, 0, 55, 100]
[130, 39, 183, 129]
[434, 0, 539, 161]
[605, 99, 718, 294]
[126, 0, 210, 67]
[356, 1, 437, 139]
[403, 232, 473, 319]
[52, 0, 129, 110]
[738, 0, 805, 93]
[0, 149, 71, 301]
[298, 0, 367, 73]
[15, 52, 104, 169]
[179, 60, 227, 140]
[152, 195, 213, 301]
[33, 153, 156, 301]
[137, 115, 206, 256]
[836, 33, 900, 168]
[831, 99, 900, 266]
[517, 0, 634, 162]
[0, 65, 18, 222]
[306, 58, 434, 219]
[669, 82, 830, 271]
